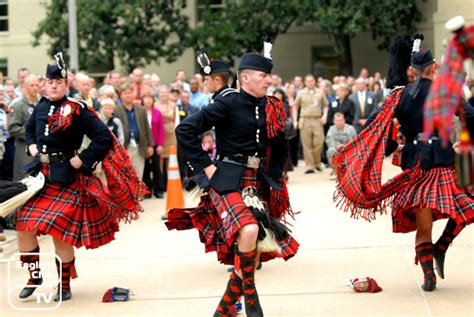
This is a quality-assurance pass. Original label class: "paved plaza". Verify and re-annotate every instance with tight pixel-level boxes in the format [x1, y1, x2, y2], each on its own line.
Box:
[1, 160, 472, 316]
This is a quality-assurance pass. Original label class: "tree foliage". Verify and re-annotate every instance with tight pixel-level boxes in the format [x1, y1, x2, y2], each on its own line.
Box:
[195, 0, 426, 74]
[33, 0, 193, 72]
[192, 0, 302, 63]
[308, 0, 425, 74]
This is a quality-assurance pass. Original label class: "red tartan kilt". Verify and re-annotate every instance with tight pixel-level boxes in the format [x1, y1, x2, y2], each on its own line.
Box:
[391, 166, 474, 234]
[16, 164, 119, 249]
[166, 168, 299, 265]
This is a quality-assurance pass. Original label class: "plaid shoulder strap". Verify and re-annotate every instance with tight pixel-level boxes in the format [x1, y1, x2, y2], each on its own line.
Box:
[333, 87, 404, 221]
[265, 96, 286, 139]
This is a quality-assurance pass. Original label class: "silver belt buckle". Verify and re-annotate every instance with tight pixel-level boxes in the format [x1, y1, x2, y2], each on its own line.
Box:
[39, 154, 49, 164]
[247, 156, 260, 169]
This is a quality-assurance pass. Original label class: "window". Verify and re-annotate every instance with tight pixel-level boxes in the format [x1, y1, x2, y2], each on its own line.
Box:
[0, 58, 7, 77]
[312, 46, 338, 79]
[197, 0, 224, 22]
[0, 0, 8, 32]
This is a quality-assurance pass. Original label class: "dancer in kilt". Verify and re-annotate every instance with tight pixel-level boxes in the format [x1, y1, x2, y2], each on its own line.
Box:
[16, 52, 147, 301]
[166, 46, 298, 317]
[333, 36, 474, 292]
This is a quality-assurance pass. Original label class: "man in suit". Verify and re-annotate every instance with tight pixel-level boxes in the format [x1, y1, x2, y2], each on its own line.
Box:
[115, 82, 154, 179]
[178, 90, 200, 121]
[350, 77, 376, 133]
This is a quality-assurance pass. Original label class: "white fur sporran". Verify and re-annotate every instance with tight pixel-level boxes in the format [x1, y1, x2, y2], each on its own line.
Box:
[241, 186, 282, 254]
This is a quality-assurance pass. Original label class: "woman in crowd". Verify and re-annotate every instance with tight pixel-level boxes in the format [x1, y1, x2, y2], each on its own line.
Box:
[156, 86, 177, 203]
[142, 92, 165, 199]
[327, 83, 355, 128]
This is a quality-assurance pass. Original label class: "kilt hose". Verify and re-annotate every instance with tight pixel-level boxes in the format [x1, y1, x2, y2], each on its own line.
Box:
[16, 164, 120, 249]
[385, 166, 474, 234]
[166, 168, 299, 265]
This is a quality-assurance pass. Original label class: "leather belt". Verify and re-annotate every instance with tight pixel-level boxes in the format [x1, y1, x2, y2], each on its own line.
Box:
[219, 154, 262, 169]
[412, 133, 440, 145]
[39, 152, 74, 164]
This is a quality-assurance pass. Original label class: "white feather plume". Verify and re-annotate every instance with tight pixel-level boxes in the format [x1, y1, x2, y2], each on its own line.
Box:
[196, 52, 210, 68]
[412, 39, 421, 53]
[54, 52, 65, 69]
[263, 41, 272, 59]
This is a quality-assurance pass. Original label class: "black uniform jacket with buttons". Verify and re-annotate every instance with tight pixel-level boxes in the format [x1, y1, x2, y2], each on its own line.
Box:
[24, 95, 113, 184]
[175, 88, 288, 194]
[395, 78, 455, 170]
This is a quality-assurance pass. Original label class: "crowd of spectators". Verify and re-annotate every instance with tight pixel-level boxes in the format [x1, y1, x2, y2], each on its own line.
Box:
[2, 65, 473, 230]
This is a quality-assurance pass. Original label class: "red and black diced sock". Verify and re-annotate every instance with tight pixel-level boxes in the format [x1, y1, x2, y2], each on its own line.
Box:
[236, 248, 263, 317]
[415, 242, 436, 289]
[214, 272, 242, 317]
[55, 258, 78, 291]
[20, 246, 42, 286]
[435, 219, 463, 252]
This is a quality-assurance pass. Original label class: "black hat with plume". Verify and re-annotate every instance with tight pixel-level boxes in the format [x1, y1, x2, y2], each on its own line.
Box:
[196, 51, 232, 77]
[46, 48, 67, 79]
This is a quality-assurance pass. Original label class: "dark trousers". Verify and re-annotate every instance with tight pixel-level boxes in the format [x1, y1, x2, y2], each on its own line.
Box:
[158, 157, 169, 193]
[142, 149, 163, 195]
[289, 130, 300, 167]
[322, 124, 330, 165]
[3, 138, 15, 181]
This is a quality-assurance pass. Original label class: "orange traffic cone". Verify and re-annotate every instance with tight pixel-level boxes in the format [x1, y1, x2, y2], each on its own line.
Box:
[165, 145, 184, 217]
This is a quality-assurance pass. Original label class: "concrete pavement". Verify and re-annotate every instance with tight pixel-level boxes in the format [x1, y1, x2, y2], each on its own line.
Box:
[0, 160, 473, 316]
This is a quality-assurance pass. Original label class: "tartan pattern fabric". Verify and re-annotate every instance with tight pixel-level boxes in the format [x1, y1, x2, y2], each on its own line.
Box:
[166, 168, 299, 265]
[166, 98, 297, 265]
[262, 96, 293, 221]
[47, 99, 83, 134]
[333, 87, 404, 220]
[388, 166, 474, 234]
[84, 135, 148, 223]
[265, 96, 286, 139]
[16, 164, 120, 249]
[423, 25, 474, 143]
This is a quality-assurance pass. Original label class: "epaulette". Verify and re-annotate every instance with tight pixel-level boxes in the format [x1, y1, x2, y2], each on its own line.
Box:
[67, 97, 87, 109]
[219, 88, 239, 97]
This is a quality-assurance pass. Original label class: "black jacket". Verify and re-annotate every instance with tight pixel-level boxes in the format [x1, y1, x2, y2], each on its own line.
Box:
[327, 97, 355, 127]
[395, 78, 455, 170]
[178, 103, 200, 122]
[24, 96, 112, 184]
[175, 88, 287, 194]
